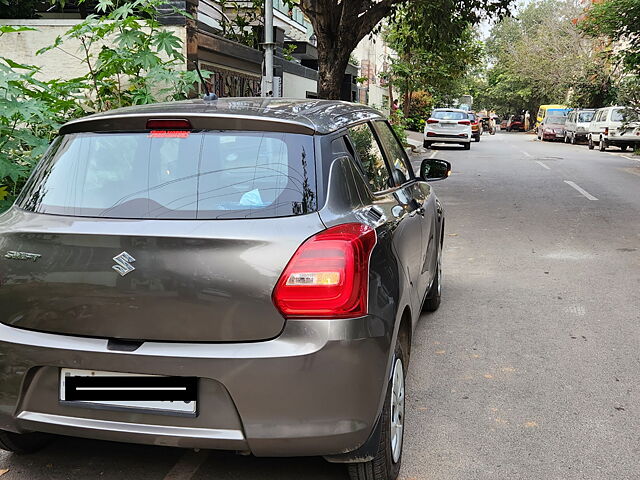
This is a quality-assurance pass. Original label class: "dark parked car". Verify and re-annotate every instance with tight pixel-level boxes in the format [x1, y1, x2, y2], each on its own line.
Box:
[538, 115, 567, 141]
[506, 115, 525, 132]
[468, 112, 481, 142]
[0, 98, 450, 480]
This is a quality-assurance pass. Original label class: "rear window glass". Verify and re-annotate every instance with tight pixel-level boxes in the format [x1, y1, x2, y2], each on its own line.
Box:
[19, 131, 316, 219]
[578, 112, 594, 122]
[432, 111, 467, 120]
[467, 113, 476, 121]
[612, 108, 628, 122]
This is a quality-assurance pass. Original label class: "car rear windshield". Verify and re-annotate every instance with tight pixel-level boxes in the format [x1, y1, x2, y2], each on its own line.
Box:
[578, 112, 594, 122]
[432, 111, 467, 120]
[611, 108, 628, 122]
[467, 113, 476, 121]
[18, 131, 317, 219]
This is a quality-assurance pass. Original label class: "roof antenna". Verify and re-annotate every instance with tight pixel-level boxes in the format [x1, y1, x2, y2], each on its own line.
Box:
[192, 60, 218, 101]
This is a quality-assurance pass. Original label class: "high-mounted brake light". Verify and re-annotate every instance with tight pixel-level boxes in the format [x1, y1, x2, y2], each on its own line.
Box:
[272, 223, 377, 319]
[427, 119, 439, 124]
[458, 120, 471, 125]
[146, 119, 192, 130]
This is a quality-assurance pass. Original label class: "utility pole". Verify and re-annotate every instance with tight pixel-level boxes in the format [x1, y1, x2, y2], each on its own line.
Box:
[262, 0, 274, 97]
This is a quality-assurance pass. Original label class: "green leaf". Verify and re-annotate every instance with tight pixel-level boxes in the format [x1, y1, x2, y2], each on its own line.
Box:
[152, 31, 183, 56]
[0, 25, 37, 34]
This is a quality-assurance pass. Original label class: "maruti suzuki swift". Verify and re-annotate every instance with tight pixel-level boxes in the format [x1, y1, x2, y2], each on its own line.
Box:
[0, 98, 449, 480]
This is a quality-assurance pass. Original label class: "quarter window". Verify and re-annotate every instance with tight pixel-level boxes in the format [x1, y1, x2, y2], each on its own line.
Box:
[372, 121, 412, 184]
[347, 123, 392, 192]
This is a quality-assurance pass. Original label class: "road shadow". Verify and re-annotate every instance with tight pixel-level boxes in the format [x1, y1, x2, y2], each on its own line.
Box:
[0, 435, 348, 480]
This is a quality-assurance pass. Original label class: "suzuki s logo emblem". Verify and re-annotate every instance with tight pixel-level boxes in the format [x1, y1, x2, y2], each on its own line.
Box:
[112, 251, 136, 277]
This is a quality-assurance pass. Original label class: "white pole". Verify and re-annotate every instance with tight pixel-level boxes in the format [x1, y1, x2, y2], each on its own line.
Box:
[262, 0, 274, 97]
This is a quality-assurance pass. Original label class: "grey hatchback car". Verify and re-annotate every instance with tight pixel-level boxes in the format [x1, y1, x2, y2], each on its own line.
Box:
[0, 98, 449, 480]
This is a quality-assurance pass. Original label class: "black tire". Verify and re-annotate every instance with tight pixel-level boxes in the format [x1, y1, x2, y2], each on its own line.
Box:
[463, 143, 471, 150]
[588, 136, 594, 150]
[599, 137, 607, 152]
[422, 248, 442, 312]
[0, 430, 50, 454]
[348, 342, 405, 480]
[620, 145, 628, 152]
[571, 134, 576, 145]
[474, 135, 480, 142]
[423, 140, 431, 149]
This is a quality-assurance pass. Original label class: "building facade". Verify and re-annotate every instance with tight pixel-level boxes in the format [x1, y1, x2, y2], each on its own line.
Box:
[0, 0, 358, 101]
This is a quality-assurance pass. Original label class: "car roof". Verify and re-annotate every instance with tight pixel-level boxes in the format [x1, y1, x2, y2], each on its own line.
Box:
[59, 97, 386, 136]
[432, 108, 467, 113]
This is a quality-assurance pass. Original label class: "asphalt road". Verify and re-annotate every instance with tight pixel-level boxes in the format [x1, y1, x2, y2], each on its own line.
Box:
[1, 131, 638, 479]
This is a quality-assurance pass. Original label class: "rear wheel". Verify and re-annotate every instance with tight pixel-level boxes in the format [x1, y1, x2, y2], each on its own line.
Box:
[423, 140, 431, 149]
[463, 143, 470, 150]
[474, 135, 480, 142]
[620, 145, 628, 152]
[599, 137, 607, 152]
[0, 430, 50, 454]
[348, 343, 405, 480]
[422, 248, 442, 312]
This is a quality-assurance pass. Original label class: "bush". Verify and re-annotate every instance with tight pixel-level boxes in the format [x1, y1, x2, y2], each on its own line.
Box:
[406, 91, 433, 131]
[389, 108, 408, 146]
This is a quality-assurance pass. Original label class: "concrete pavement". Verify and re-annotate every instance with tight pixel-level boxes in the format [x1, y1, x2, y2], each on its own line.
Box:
[403, 131, 639, 479]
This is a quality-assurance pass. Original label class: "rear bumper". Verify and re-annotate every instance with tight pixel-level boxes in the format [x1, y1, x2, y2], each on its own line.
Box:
[607, 136, 640, 147]
[0, 317, 391, 456]
[424, 132, 471, 143]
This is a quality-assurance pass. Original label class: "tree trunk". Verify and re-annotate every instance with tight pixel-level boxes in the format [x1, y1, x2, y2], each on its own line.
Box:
[299, 1, 398, 100]
[316, 39, 351, 99]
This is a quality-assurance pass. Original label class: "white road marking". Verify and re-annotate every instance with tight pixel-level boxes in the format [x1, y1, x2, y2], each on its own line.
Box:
[522, 151, 532, 157]
[535, 161, 550, 170]
[564, 181, 598, 201]
[429, 150, 437, 158]
[163, 450, 210, 480]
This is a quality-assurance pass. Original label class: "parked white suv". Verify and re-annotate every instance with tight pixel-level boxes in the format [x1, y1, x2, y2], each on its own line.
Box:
[424, 108, 472, 150]
[588, 106, 640, 152]
[564, 109, 595, 144]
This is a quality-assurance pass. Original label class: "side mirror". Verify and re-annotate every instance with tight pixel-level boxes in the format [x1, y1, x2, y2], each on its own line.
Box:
[420, 158, 451, 181]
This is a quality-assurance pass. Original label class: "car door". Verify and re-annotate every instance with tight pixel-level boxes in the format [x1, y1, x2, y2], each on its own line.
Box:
[371, 120, 436, 305]
[592, 109, 605, 137]
[345, 122, 425, 316]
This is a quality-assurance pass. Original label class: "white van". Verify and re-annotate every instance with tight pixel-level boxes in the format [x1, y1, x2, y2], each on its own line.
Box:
[588, 106, 640, 152]
[564, 109, 595, 144]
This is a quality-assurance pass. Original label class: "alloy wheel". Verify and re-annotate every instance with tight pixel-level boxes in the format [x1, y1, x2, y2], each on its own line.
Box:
[390, 357, 405, 464]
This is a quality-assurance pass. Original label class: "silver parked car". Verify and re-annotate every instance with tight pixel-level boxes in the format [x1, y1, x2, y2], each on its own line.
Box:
[564, 109, 595, 144]
[423, 108, 472, 150]
[0, 98, 450, 480]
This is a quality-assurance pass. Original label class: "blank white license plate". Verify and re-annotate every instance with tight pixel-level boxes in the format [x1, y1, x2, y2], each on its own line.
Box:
[60, 369, 196, 414]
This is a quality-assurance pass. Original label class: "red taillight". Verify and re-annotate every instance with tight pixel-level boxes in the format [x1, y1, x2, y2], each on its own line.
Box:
[146, 119, 192, 130]
[272, 223, 377, 319]
[427, 119, 439, 124]
[458, 120, 471, 125]
[604, 127, 609, 135]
